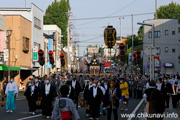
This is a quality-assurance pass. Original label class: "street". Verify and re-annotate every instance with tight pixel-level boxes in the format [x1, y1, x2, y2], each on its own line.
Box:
[0, 97, 141, 120]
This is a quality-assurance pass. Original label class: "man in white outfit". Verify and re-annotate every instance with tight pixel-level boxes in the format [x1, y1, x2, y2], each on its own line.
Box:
[5, 77, 18, 113]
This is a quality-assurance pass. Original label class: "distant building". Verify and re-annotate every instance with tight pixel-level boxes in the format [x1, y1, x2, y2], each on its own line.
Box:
[143, 19, 180, 75]
[43, 25, 62, 74]
[87, 46, 99, 58]
[116, 36, 127, 45]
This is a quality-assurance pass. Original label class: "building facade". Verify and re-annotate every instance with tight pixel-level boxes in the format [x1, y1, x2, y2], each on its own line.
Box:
[4, 15, 32, 85]
[143, 19, 180, 75]
[43, 25, 62, 74]
[0, 3, 44, 77]
[0, 15, 5, 81]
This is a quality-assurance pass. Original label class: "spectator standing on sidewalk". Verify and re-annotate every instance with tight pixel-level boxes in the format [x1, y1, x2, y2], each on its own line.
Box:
[120, 78, 129, 111]
[172, 82, 178, 108]
[177, 76, 180, 106]
[161, 77, 173, 110]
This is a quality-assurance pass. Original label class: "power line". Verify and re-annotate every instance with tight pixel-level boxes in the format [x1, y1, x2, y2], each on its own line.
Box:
[71, 12, 154, 21]
[71, 36, 103, 43]
[74, 0, 139, 26]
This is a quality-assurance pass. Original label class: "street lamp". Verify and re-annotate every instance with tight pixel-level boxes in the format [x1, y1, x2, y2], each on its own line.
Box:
[7, 27, 12, 82]
[137, 22, 155, 81]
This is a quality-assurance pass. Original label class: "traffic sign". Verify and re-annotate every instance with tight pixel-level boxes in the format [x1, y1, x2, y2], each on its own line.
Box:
[33, 46, 38, 61]
[144, 45, 158, 55]
[46, 62, 52, 68]
[4, 49, 8, 61]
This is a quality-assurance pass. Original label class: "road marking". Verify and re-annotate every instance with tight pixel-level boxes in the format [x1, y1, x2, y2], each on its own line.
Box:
[127, 98, 144, 120]
[16, 98, 25, 101]
[16, 114, 42, 120]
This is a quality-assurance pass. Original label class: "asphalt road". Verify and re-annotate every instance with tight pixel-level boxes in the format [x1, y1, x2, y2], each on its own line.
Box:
[0, 98, 141, 120]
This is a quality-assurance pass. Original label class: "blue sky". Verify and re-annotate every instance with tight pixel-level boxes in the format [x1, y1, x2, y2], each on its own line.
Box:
[1, 0, 180, 56]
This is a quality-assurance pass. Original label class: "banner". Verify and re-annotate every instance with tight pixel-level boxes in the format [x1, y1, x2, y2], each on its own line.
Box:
[0, 31, 6, 51]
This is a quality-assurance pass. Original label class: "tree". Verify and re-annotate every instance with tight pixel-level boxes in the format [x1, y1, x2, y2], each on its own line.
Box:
[157, 2, 180, 22]
[125, 35, 142, 49]
[44, 0, 71, 46]
[98, 47, 103, 53]
[137, 2, 180, 42]
[138, 26, 143, 39]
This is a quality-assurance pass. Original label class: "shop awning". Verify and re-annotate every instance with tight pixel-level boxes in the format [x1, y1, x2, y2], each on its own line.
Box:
[0, 65, 21, 71]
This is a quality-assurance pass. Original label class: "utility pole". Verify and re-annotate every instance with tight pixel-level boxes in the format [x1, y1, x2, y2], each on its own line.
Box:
[131, 14, 134, 74]
[67, 11, 72, 73]
[73, 41, 77, 71]
[155, 0, 157, 19]
[77, 43, 80, 71]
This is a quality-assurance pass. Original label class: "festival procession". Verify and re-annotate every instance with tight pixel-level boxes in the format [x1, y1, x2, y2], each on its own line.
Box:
[0, 0, 180, 120]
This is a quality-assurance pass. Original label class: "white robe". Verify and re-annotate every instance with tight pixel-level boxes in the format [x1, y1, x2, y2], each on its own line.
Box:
[5, 82, 18, 97]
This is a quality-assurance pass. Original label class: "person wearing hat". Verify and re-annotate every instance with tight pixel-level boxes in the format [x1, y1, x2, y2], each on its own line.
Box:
[144, 80, 156, 114]
[172, 82, 178, 108]
[24, 79, 38, 115]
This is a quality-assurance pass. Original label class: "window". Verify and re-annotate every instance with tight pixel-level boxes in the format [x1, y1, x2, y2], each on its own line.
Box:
[172, 49, 175, 53]
[157, 47, 161, 55]
[165, 30, 168, 35]
[34, 17, 41, 30]
[154, 31, 160, 38]
[148, 31, 152, 38]
[23, 37, 29, 53]
[172, 31, 175, 35]
[165, 47, 168, 53]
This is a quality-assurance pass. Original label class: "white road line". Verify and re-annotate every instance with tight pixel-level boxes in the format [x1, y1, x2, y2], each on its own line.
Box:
[16, 98, 25, 101]
[127, 98, 144, 120]
[16, 114, 42, 120]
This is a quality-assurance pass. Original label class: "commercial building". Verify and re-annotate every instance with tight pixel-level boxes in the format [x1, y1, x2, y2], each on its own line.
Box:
[143, 19, 180, 75]
[43, 25, 62, 75]
[0, 3, 44, 77]
[4, 15, 31, 86]
[0, 15, 5, 81]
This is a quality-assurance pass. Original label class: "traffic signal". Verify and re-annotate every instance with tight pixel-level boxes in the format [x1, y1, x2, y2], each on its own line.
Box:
[132, 52, 136, 65]
[104, 25, 116, 48]
[38, 49, 45, 66]
[119, 43, 126, 61]
[136, 50, 141, 64]
[60, 53, 65, 67]
[48, 50, 54, 65]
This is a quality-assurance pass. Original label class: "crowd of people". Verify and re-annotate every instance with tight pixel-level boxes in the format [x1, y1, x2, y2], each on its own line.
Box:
[2, 72, 180, 120]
